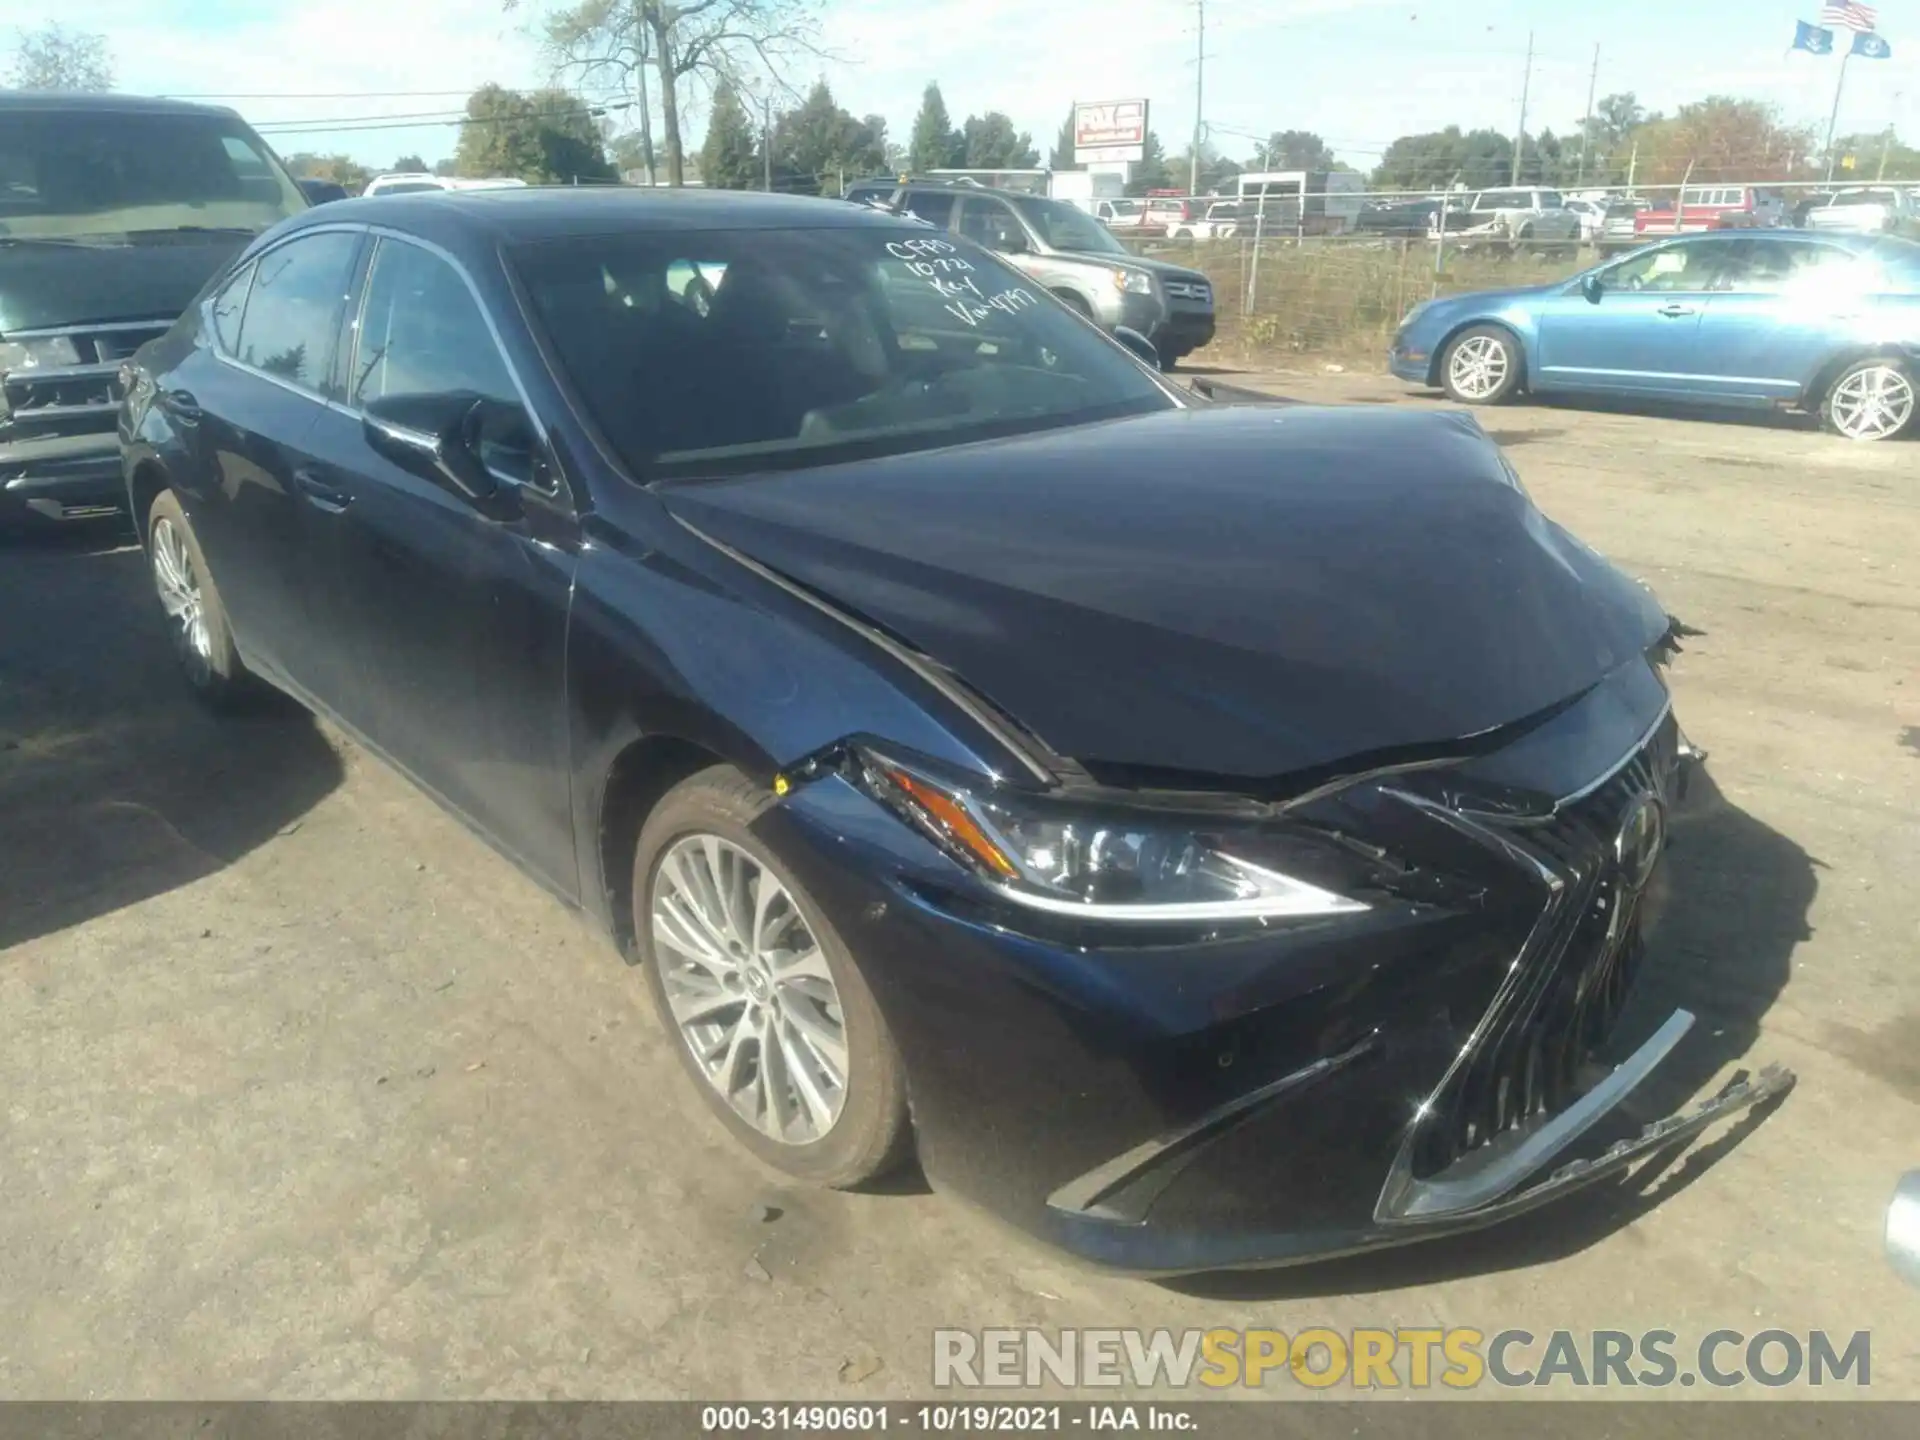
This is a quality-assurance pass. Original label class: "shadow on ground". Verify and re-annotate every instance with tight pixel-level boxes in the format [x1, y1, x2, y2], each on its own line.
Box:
[1164, 766, 1812, 1301]
[0, 527, 343, 950]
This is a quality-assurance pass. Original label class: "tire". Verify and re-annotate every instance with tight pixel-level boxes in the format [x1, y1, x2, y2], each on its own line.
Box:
[145, 490, 254, 710]
[1822, 357, 1917, 442]
[634, 765, 912, 1189]
[1439, 325, 1523, 406]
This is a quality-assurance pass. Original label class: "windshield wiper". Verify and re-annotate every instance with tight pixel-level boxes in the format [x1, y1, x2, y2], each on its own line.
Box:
[126, 225, 263, 239]
[0, 234, 124, 248]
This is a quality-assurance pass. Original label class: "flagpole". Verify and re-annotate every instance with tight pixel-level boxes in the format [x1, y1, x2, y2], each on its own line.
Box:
[1825, 44, 1854, 182]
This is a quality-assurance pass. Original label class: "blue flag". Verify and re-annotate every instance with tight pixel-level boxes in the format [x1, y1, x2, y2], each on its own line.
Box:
[1853, 30, 1892, 59]
[1794, 20, 1836, 53]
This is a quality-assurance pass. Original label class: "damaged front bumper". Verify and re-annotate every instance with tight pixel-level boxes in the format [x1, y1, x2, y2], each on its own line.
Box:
[1043, 1011, 1794, 1275]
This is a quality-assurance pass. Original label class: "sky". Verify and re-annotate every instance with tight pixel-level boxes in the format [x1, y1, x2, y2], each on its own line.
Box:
[29, 0, 1920, 173]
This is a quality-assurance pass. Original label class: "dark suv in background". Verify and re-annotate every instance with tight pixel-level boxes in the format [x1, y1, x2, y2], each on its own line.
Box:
[845, 179, 1216, 368]
[0, 93, 306, 526]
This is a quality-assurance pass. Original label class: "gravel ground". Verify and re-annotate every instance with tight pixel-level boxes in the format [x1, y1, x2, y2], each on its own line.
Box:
[2, 375, 1916, 1404]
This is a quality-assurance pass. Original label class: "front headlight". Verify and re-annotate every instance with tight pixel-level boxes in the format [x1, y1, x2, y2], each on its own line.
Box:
[848, 747, 1369, 922]
[0, 335, 83, 376]
[1113, 268, 1154, 296]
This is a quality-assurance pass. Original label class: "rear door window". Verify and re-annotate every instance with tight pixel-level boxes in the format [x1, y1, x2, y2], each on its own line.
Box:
[232, 231, 361, 394]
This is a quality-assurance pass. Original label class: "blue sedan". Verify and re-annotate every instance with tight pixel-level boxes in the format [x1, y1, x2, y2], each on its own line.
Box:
[1390, 230, 1920, 440]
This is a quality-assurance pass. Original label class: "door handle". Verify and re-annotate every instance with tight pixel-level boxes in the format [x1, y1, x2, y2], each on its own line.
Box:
[1656, 304, 1697, 318]
[294, 469, 353, 513]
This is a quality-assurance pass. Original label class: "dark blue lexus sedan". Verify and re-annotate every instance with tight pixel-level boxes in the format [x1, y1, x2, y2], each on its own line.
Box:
[1392, 230, 1920, 440]
[118, 188, 1789, 1273]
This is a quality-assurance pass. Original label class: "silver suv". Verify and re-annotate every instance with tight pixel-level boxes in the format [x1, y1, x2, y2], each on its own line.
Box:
[845, 180, 1216, 367]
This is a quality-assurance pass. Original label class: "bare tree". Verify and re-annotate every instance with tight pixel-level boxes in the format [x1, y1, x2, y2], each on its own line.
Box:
[8, 22, 113, 91]
[539, 0, 659, 185]
[513, 1, 825, 187]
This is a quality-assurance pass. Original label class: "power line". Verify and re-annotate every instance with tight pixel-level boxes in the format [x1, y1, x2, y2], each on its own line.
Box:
[161, 90, 486, 100]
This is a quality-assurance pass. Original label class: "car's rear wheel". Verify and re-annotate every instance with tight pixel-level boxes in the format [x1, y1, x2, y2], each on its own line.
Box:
[1823, 358, 1916, 441]
[1439, 325, 1522, 405]
[634, 765, 911, 1188]
[146, 491, 252, 709]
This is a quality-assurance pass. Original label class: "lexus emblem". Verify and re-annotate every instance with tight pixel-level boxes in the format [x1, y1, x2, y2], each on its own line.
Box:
[1614, 794, 1667, 891]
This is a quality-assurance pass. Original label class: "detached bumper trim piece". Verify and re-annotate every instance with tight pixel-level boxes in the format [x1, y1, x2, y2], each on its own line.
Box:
[1377, 1008, 1693, 1222]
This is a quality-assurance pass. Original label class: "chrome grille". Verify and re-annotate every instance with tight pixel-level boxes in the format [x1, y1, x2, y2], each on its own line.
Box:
[1164, 280, 1212, 305]
[0, 321, 166, 438]
[1411, 714, 1682, 1178]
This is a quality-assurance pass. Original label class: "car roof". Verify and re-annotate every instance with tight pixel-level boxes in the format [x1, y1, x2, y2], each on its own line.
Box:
[275, 185, 915, 248]
[0, 90, 240, 120]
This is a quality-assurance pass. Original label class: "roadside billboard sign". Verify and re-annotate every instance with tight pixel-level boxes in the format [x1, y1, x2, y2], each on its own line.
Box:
[1074, 99, 1148, 165]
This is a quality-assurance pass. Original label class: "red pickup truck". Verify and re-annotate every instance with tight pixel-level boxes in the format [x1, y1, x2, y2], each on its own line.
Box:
[1634, 185, 1788, 236]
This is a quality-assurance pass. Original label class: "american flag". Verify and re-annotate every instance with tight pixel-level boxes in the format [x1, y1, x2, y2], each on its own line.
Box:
[1820, 1, 1879, 32]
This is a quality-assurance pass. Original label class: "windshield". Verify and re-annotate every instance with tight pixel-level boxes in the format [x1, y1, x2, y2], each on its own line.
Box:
[511, 225, 1173, 481]
[0, 109, 305, 242]
[1005, 195, 1130, 255]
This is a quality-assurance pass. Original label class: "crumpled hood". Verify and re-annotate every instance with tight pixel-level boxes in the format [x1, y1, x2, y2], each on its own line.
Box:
[660, 406, 1669, 783]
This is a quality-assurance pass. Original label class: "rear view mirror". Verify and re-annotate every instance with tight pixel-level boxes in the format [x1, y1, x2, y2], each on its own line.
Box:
[1111, 326, 1162, 369]
[362, 392, 497, 505]
[1581, 273, 1606, 304]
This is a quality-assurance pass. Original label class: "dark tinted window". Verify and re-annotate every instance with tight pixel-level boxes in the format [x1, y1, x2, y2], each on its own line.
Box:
[0, 109, 303, 241]
[234, 231, 360, 392]
[899, 191, 955, 227]
[957, 197, 1028, 252]
[509, 225, 1170, 480]
[210, 262, 255, 355]
[351, 240, 514, 406]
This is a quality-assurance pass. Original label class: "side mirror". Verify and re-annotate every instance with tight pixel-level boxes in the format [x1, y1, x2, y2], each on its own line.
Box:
[1890, 1170, 1920, 1288]
[1111, 325, 1162, 369]
[1581, 272, 1606, 304]
[362, 392, 497, 504]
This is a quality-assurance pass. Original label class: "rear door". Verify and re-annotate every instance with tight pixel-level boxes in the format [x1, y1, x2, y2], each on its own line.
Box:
[1533, 239, 1733, 394]
[173, 228, 365, 690]
[1692, 237, 1885, 402]
[291, 234, 581, 893]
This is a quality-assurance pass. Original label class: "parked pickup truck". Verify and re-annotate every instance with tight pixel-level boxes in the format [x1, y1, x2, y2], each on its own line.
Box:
[1634, 185, 1785, 237]
[1456, 188, 1581, 247]
[1, 92, 307, 526]
[1805, 186, 1920, 239]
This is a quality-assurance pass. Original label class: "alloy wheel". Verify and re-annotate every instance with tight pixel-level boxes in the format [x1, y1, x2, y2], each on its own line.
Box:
[1448, 335, 1511, 400]
[1830, 365, 1915, 441]
[650, 833, 849, 1145]
[151, 518, 212, 666]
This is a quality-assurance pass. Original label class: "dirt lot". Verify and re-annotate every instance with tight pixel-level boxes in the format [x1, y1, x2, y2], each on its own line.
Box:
[2, 374, 1917, 1403]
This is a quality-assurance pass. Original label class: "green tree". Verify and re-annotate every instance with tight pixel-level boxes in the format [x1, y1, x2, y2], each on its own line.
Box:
[283, 152, 374, 190]
[1371, 126, 1512, 191]
[1124, 131, 1173, 196]
[454, 84, 617, 183]
[960, 112, 1038, 169]
[700, 79, 762, 188]
[6, 22, 112, 90]
[1834, 130, 1920, 181]
[392, 154, 429, 173]
[1628, 96, 1815, 184]
[1049, 108, 1079, 170]
[771, 80, 884, 194]
[1254, 130, 1334, 171]
[908, 83, 962, 172]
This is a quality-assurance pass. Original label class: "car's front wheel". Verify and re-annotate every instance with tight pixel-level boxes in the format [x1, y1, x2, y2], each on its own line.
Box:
[634, 765, 911, 1188]
[145, 490, 253, 709]
[1439, 325, 1522, 405]
[1823, 357, 1916, 441]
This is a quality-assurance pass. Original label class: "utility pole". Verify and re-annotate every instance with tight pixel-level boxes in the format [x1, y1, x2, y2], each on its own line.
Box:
[1510, 29, 1535, 185]
[1824, 46, 1855, 182]
[1576, 43, 1600, 185]
[763, 96, 773, 192]
[1189, 0, 1206, 195]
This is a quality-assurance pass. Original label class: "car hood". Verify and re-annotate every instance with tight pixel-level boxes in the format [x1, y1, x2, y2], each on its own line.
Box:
[0, 233, 248, 333]
[660, 406, 1669, 785]
[1421, 282, 1564, 317]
